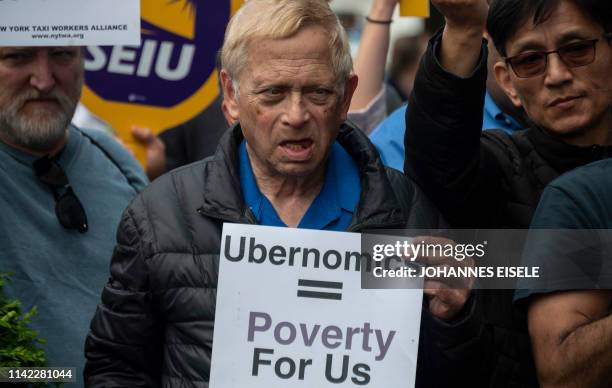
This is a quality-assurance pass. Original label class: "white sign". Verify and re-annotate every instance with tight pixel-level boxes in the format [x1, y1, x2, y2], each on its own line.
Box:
[210, 224, 424, 387]
[0, 0, 140, 46]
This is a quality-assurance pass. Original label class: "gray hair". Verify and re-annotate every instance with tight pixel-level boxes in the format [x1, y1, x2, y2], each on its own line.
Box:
[220, 0, 353, 97]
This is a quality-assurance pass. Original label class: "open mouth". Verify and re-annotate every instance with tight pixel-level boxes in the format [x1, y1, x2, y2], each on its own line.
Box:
[280, 139, 314, 160]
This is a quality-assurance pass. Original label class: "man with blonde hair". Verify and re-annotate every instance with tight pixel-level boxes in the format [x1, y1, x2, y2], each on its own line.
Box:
[84, 0, 469, 386]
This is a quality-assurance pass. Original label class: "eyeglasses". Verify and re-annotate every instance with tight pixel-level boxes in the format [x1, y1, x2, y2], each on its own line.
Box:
[505, 33, 612, 78]
[33, 156, 88, 233]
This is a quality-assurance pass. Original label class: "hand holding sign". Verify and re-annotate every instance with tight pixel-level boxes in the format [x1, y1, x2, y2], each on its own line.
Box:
[413, 236, 475, 321]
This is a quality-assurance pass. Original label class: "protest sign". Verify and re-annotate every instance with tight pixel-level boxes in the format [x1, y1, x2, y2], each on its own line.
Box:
[0, 0, 140, 46]
[399, 0, 430, 17]
[81, 0, 243, 164]
[210, 224, 423, 387]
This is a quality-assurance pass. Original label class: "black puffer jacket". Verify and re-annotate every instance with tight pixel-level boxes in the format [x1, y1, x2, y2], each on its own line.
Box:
[404, 32, 612, 387]
[84, 123, 448, 387]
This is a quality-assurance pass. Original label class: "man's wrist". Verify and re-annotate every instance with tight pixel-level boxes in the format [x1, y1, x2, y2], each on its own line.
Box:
[439, 24, 484, 77]
[443, 22, 485, 42]
[366, 16, 393, 25]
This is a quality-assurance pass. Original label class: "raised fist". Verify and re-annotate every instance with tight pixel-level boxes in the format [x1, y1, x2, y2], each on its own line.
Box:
[431, 0, 489, 32]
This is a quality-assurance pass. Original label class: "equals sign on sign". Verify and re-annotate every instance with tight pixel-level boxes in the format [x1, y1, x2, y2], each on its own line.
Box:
[297, 279, 343, 300]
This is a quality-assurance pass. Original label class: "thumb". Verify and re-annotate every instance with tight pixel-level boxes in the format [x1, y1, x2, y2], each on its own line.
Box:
[131, 126, 155, 145]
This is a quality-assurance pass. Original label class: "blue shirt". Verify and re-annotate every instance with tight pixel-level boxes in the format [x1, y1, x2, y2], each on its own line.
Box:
[369, 92, 524, 171]
[515, 158, 612, 303]
[0, 126, 147, 386]
[239, 140, 360, 231]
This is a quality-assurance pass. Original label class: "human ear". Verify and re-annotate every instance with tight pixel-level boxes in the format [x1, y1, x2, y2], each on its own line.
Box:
[338, 73, 359, 122]
[493, 62, 522, 108]
[220, 70, 240, 122]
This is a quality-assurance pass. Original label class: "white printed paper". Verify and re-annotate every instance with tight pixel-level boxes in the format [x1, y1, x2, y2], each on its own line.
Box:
[0, 0, 140, 46]
[210, 224, 424, 387]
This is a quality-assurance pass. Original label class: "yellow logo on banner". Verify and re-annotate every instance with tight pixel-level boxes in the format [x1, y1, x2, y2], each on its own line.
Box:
[81, 0, 244, 164]
[142, 1, 196, 40]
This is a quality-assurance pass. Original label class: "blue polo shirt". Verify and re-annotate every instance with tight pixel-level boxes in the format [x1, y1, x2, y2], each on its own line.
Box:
[369, 92, 524, 171]
[239, 140, 360, 231]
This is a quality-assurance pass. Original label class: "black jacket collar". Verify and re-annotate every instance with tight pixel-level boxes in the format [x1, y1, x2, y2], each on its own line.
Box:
[526, 126, 612, 174]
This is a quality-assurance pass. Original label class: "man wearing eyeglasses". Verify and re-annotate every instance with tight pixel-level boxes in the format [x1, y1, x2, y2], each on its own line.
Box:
[402, 0, 611, 386]
[0, 46, 147, 385]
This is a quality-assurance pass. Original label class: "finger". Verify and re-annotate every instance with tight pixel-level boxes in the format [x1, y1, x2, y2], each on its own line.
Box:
[428, 299, 452, 320]
[424, 279, 448, 292]
[412, 235, 456, 246]
[411, 236, 476, 267]
[410, 236, 457, 266]
[131, 126, 154, 144]
[426, 285, 468, 304]
[430, 256, 475, 270]
[424, 266, 475, 289]
[417, 253, 469, 267]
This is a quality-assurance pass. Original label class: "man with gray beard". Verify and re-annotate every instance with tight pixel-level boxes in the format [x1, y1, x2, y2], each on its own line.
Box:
[0, 46, 147, 387]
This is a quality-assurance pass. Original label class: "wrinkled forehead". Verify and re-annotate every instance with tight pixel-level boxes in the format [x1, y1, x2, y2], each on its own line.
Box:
[242, 26, 337, 80]
[248, 32, 331, 62]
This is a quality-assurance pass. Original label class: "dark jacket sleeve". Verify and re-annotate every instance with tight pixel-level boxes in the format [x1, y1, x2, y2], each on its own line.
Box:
[416, 291, 491, 387]
[405, 32, 539, 387]
[404, 31, 506, 228]
[84, 197, 163, 388]
[404, 32, 495, 387]
[383, 167, 489, 386]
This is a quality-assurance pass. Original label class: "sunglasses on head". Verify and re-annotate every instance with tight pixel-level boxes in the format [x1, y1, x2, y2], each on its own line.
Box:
[505, 33, 612, 78]
[33, 155, 88, 233]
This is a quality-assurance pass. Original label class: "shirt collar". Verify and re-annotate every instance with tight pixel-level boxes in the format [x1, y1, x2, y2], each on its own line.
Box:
[298, 142, 360, 229]
[484, 92, 522, 131]
[329, 141, 360, 213]
[238, 140, 360, 228]
[238, 140, 265, 222]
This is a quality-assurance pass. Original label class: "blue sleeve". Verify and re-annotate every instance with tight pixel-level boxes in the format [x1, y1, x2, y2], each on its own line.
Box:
[369, 105, 408, 171]
[79, 127, 149, 192]
[530, 184, 592, 229]
[516, 183, 609, 303]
